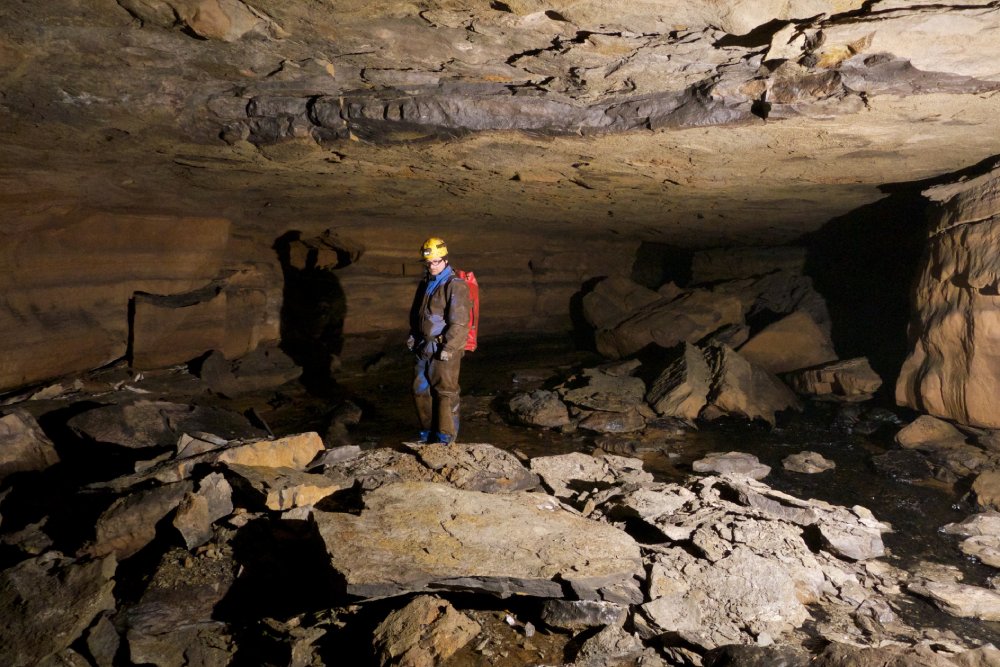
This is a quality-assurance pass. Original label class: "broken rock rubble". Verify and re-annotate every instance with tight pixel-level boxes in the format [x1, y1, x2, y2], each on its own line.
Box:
[1, 409, 997, 666]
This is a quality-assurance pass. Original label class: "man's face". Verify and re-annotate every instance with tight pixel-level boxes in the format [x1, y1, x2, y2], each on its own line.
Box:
[426, 258, 447, 276]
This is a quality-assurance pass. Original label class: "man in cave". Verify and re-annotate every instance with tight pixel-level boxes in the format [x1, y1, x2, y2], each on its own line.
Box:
[407, 237, 473, 444]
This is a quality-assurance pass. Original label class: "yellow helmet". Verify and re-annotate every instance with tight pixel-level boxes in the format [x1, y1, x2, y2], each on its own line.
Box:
[420, 237, 448, 261]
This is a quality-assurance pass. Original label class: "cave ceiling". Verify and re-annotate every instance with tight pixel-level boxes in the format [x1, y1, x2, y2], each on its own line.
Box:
[3, 0, 1000, 248]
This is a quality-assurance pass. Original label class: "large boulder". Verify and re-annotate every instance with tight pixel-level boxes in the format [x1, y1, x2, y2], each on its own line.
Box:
[407, 442, 540, 494]
[737, 310, 838, 374]
[702, 345, 802, 426]
[582, 276, 661, 330]
[595, 289, 745, 359]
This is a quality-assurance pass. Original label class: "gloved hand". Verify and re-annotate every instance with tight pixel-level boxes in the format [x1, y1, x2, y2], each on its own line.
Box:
[438, 348, 453, 361]
[406, 335, 416, 351]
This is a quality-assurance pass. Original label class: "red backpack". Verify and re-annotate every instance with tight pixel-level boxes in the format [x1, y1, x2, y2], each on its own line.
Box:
[455, 270, 480, 351]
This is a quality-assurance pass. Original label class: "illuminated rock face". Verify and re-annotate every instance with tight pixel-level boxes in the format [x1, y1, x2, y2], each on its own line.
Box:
[3, 2, 1000, 392]
[897, 167, 1000, 428]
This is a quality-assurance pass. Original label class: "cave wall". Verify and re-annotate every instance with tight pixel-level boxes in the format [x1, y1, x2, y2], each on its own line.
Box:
[0, 209, 282, 391]
[897, 161, 1000, 428]
[0, 210, 639, 393]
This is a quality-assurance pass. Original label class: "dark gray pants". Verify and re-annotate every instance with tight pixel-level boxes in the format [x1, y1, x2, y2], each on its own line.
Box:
[413, 352, 463, 442]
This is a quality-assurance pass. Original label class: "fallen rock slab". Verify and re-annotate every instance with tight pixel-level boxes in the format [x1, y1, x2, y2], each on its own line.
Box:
[595, 289, 745, 359]
[324, 447, 442, 490]
[557, 367, 647, 413]
[530, 452, 653, 501]
[67, 400, 266, 450]
[88, 481, 194, 559]
[786, 357, 882, 400]
[314, 481, 644, 601]
[907, 579, 1000, 621]
[639, 545, 809, 651]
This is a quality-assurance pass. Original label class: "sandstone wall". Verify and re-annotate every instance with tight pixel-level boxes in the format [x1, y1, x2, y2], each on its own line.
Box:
[0, 209, 281, 392]
[0, 211, 638, 392]
[896, 164, 1000, 428]
[334, 231, 640, 359]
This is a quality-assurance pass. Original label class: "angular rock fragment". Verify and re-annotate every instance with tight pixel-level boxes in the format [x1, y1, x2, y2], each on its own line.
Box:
[172, 472, 234, 549]
[89, 480, 194, 559]
[225, 463, 348, 511]
[530, 452, 653, 501]
[0, 409, 60, 480]
[786, 357, 882, 400]
[372, 595, 481, 667]
[541, 600, 627, 631]
[907, 579, 1000, 621]
[148, 432, 326, 485]
[572, 623, 650, 667]
[702, 345, 801, 426]
[508, 390, 571, 428]
[0, 552, 117, 667]
[645, 342, 711, 421]
[314, 482, 644, 601]
[85, 614, 120, 667]
[692, 451, 770, 480]
[125, 547, 237, 667]
[408, 442, 540, 494]
[783, 451, 836, 474]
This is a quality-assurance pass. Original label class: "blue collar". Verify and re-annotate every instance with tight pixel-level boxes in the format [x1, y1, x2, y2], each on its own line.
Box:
[426, 264, 453, 296]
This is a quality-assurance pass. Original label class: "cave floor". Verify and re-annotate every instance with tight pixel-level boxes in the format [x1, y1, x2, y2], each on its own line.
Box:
[5, 334, 1000, 663]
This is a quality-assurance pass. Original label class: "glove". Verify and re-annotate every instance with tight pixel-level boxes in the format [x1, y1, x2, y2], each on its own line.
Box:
[406, 335, 416, 351]
[438, 348, 453, 361]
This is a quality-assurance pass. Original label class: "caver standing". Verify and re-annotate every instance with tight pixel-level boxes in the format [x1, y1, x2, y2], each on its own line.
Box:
[407, 237, 472, 443]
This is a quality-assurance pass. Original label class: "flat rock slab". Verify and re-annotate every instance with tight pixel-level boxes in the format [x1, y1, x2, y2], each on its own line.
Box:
[315, 481, 644, 601]
[225, 463, 348, 510]
[907, 579, 1000, 621]
[0, 409, 60, 480]
[783, 451, 836, 474]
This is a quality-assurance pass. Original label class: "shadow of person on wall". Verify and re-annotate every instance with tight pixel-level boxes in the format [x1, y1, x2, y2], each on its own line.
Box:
[273, 230, 354, 395]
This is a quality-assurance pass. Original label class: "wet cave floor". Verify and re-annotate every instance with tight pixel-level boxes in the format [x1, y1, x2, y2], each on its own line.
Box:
[320, 334, 1000, 658]
[7, 333, 1000, 665]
